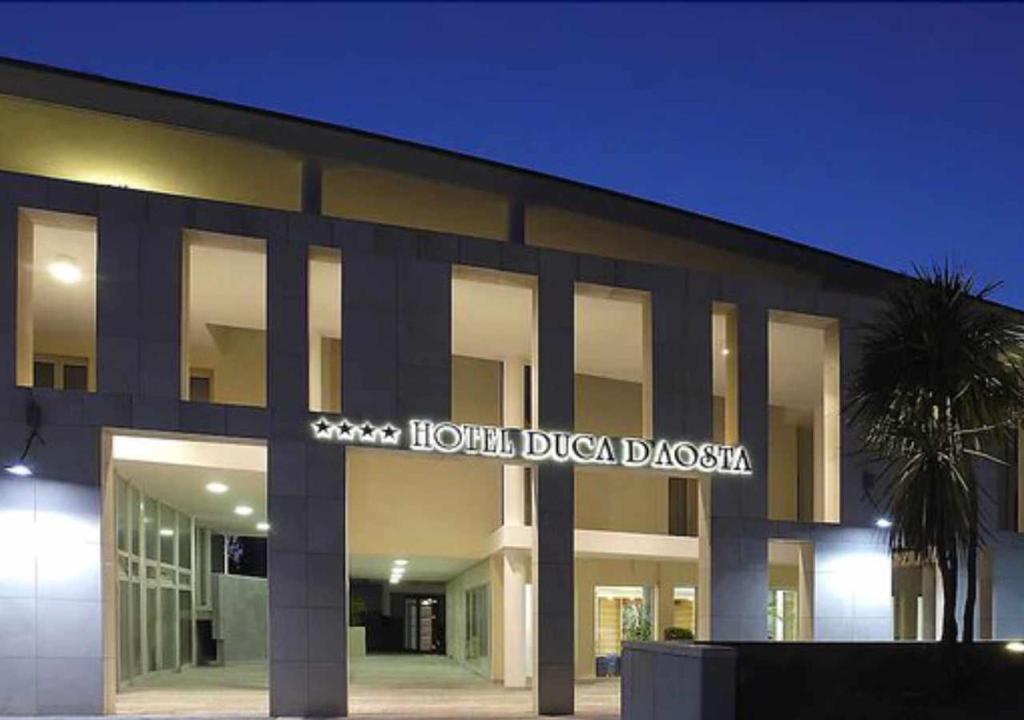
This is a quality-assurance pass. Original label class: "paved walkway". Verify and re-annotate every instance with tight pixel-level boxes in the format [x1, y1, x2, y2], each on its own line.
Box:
[113, 655, 620, 719]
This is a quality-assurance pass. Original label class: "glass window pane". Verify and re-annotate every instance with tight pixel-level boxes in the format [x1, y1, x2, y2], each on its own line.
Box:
[63, 363, 88, 390]
[143, 498, 157, 561]
[178, 514, 192, 570]
[159, 504, 176, 564]
[130, 486, 140, 556]
[161, 587, 177, 669]
[116, 479, 127, 551]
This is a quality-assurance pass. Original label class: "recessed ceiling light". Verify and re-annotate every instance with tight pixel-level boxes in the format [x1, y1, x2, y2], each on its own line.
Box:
[1006, 641, 1024, 653]
[48, 256, 82, 284]
[721, 347, 731, 356]
[256, 521, 270, 532]
[234, 505, 254, 517]
[389, 577, 400, 585]
[205, 482, 229, 494]
[159, 528, 175, 537]
[4, 463, 32, 476]
[393, 559, 408, 567]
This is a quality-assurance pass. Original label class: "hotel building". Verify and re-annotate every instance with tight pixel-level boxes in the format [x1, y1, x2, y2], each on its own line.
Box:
[0, 58, 1022, 717]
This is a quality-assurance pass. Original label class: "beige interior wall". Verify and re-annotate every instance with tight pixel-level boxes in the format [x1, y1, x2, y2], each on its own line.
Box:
[575, 469, 668, 534]
[574, 558, 698, 679]
[445, 558, 501, 679]
[527, 205, 815, 285]
[768, 406, 798, 521]
[574, 374, 665, 532]
[452, 355, 503, 425]
[314, 338, 342, 413]
[574, 374, 643, 437]
[189, 325, 267, 407]
[347, 450, 500, 559]
[0, 94, 301, 210]
[323, 164, 507, 240]
[15, 212, 33, 386]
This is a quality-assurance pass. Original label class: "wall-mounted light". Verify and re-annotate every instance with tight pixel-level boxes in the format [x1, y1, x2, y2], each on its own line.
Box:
[48, 255, 82, 284]
[875, 518, 893, 529]
[205, 482, 229, 494]
[234, 505, 254, 517]
[6, 401, 43, 478]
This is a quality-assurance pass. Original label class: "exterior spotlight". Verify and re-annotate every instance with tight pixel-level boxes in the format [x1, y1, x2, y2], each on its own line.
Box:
[4, 463, 32, 476]
[48, 256, 82, 284]
[205, 482, 229, 494]
[159, 528, 175, 537]
[234, 505, 254, 517]
[875, 518, 893, 529]
[1006, 641, 1024, 653]
[256, 521, 271, 532]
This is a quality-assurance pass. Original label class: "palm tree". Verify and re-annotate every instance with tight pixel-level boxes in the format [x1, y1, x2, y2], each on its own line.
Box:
[848, 264, 1024, 643]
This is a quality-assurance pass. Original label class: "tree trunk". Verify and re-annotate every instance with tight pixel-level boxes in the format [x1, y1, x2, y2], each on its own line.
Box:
[963, 528, 978, 641]
[939, 548, 959, 644]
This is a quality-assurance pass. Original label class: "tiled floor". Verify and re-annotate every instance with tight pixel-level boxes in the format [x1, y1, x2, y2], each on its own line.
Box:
[115, 655, 620, 719]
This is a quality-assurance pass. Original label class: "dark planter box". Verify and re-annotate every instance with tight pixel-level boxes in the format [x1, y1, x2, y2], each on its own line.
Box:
[717, 642, 1024, 720]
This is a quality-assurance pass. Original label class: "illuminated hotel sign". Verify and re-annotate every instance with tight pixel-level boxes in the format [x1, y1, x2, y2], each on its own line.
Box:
[311, 418, 752, 475]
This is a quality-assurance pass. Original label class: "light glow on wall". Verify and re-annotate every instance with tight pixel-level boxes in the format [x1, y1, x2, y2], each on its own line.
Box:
[47, 255, 82, 284]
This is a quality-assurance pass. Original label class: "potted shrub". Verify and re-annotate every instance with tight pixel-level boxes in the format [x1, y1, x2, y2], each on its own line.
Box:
[663, 626, 695, 642]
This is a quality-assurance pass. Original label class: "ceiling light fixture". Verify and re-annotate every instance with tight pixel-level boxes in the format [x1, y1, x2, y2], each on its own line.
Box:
[234, 505, 254, 517]
[393, 559, 408, 567]
[205, 482, 229, 494]
[256, 521, 271, 532]
[159, 528, 175, 537]
[1006, 641, 1024, 653]
[721, 347, 730, 356]
[48, 256, 82, 284]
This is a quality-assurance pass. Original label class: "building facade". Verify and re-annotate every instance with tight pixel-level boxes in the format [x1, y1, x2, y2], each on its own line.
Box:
[1, 58, 1023, 717]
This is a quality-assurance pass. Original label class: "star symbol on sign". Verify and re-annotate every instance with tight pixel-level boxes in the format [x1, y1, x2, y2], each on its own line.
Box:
[381, 424, 400, 443]
[337, 420, 353, 438]
[313, 418, 333, 438]
[359, 422, 377, 441]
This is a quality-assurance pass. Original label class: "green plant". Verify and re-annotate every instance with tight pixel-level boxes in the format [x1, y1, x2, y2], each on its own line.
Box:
[848, 264, 1024, 642]
[622, 602, 652, 642]
[663, 626, 694, 641]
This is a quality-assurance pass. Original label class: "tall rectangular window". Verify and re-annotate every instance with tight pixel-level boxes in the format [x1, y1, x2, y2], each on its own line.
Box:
[768, 312, 840, 523]
[181, 231, 266, 406]
[308, 247, 342, 413]
[17, 209, 97, 391]
[712, 303, 738, 445]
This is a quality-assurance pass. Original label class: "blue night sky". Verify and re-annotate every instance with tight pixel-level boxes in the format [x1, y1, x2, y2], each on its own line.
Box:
[2, 3, 1022, 306]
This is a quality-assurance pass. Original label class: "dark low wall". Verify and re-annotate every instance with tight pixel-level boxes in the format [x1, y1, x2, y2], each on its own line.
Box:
[719, 642, 1024, 720]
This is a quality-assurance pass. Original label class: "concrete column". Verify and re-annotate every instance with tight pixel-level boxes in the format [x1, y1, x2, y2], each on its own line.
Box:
[503, 550, 529, 688]
[96, 204, 142, 396]
[341, 251, 398, 421]
[506, 198, 525, 245]
[396, 253, 451, 421]
[533, 252, 575, 715]
[706, 298, 769, 641]
[302, 159, 323, 215]
[267, 227, 348, 716]
[920, 562, 937, 640]
[503, 360, 527, 526]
